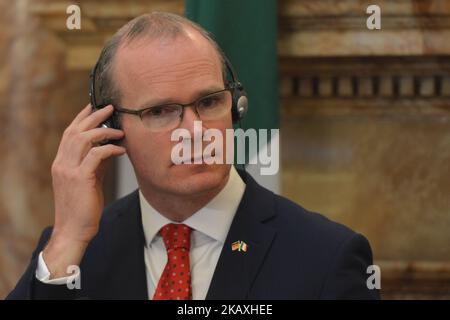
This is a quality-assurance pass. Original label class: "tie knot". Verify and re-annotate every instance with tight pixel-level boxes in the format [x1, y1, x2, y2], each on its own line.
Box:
[159, 223, 191, 251]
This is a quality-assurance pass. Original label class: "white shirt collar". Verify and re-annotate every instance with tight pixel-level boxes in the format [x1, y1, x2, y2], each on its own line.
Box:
[139, 166, 246, 247]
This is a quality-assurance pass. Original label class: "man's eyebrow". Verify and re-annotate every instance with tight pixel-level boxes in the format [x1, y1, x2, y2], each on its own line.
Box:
[138, 86, 225, 109]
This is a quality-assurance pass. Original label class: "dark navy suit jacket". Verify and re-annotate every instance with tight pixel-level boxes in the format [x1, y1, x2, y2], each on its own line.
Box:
[7, 170, 379, 299]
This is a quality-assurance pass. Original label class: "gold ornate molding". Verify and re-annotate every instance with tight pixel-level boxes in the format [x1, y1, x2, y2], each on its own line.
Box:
[31, 0, 450, 67]
[380, 260, 450, 299]
[280, 56, 450, 116]
[279, 0, 450, 56]
[30, 0, 184, 69]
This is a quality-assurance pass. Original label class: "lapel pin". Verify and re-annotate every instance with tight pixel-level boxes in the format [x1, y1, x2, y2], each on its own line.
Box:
[232, 240, 248, 252]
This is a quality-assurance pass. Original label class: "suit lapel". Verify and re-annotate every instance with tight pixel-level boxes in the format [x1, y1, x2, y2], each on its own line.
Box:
[206, 172, 277, 300]
[101, 191, 149, 299]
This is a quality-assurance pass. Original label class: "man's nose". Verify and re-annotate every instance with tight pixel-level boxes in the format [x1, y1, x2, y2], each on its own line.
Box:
[179, 106, 203, 134]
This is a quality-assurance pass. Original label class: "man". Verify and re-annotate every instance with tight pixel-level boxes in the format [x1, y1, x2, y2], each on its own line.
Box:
[7, 12, 379, 300]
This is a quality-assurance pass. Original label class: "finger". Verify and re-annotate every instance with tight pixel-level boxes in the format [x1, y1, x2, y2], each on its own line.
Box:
[77, 105, 115, 131]
[78, 128, 125, 159]
[80, 144, 126, 175]
[82, 127, 124, 145]
[71, 104, 95, 126]
[62, 127, 124, 166]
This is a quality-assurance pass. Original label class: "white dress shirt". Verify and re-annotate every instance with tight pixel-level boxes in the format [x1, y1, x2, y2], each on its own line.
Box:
[36, 166, 246, 300]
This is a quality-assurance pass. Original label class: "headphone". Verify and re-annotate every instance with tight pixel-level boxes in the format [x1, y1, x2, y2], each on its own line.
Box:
[89, 52, 248, 130]
[221, 55, 249, 123]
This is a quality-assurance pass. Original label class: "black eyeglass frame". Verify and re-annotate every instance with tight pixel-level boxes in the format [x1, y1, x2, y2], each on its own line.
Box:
[111, 87, 233, 123]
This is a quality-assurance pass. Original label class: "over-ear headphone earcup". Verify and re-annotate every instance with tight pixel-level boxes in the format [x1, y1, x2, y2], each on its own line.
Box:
[231, 83, 248, 123]
[99, 109, 121, 131]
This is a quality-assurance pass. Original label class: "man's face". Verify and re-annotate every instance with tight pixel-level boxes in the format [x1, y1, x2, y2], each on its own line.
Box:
[114, 30, 232, 197]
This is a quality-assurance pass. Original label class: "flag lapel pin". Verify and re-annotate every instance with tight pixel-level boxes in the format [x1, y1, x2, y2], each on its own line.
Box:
[232, 240, 248, 253]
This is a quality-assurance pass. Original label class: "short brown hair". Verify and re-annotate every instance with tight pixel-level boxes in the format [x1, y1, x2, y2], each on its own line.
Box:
[95, 12, 227, 107]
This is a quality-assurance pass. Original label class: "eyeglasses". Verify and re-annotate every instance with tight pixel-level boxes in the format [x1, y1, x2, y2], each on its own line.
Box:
[113, 88, 233, 132]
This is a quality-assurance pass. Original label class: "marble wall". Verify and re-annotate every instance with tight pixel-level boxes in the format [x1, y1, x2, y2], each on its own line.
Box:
[279, 0, 450, 298]
[0, 0, 65, 297]
[0, 0, 116, 298]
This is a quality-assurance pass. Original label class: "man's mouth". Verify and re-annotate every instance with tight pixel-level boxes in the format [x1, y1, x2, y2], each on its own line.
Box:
[178, 150, 217, 164]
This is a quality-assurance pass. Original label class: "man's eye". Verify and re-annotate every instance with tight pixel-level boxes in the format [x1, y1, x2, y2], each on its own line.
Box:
[147, 106, 178, 117]
[199, 96, 220, 108]
[149, 107, 163, 116]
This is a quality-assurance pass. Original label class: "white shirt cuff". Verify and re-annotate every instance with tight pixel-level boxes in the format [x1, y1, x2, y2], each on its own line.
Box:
[35, 251, 80, 285]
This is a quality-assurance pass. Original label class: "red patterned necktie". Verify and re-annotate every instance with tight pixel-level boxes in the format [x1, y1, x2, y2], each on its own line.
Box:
[153, 223, 192, 300]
